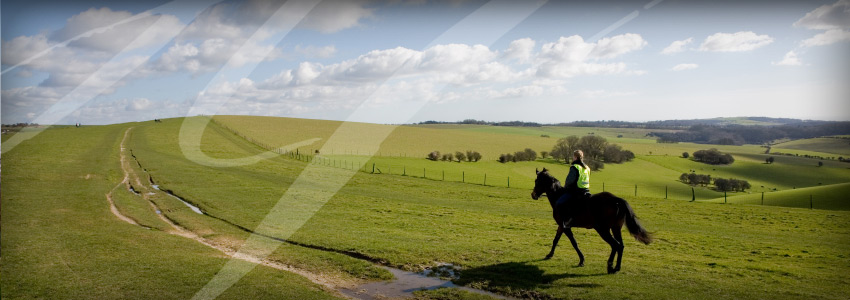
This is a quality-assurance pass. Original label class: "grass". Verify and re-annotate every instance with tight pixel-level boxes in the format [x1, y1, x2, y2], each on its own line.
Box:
[708, 183, 850, 210]
[124, 117, 850, 299]
[214, 115, 850, 204]
[1, 124, 340, 299]
[772, 137, 850, 157]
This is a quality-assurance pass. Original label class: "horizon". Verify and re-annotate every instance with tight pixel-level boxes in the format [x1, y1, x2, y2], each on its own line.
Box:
[2, 0, 850, 126]
[2, 114, 842, 127]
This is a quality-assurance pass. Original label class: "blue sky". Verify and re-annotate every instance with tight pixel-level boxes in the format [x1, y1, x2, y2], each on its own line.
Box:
[2, 0, 849, 125]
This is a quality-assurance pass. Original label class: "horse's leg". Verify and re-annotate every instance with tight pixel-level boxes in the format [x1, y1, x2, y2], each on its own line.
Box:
[545, 226, 563, 260]
[611, 225, 625, 273]
[564, 228, 584, 267]
[594, 227, 623, 274]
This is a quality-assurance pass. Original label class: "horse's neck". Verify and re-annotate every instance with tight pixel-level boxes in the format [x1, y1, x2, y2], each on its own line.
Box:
[546, 182, 565, 208]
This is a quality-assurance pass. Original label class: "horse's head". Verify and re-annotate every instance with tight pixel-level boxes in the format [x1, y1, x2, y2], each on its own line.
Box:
[531, 168, 558, 200]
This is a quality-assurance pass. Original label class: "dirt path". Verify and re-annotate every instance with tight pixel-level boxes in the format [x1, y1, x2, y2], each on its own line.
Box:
[108, 128, 349, 297]
[109, 127, 513, 300]
[105, 127, 142, 226]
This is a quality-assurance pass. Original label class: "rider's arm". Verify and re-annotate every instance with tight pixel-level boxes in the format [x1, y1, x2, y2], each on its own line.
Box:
[564, 166, 578, 188]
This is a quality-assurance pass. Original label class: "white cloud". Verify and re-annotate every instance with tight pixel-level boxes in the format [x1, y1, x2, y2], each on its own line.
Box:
[127, 98, 153, 111]
[298, 0, 374, 33]
[51, 7, 184, 53]
[502, 38, 535, 63]
[801, 29, 850, 47]
[578, 90, 637, 98]
[661, 37, 693, 54]
[590, 33, 647, 59]
[793, 0, 850, 30]
[772, 51, 802, 66]
[198, 34, 646, 119]
[671, 63, 698, 71]
[295, 45, 338, 58]
[699, 31, 773, 52]
[536, 34, 646, 78]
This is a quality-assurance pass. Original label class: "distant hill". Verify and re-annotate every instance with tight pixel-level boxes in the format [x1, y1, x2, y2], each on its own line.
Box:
[559, 117, 815, 129]
[418, 117, 817, 129]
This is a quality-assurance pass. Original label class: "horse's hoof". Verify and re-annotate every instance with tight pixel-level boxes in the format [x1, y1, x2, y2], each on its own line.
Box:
[544, 255, 553, 260]
[577, 262, 584, 267]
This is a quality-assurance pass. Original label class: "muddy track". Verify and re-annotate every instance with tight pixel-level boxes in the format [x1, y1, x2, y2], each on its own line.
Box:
[105, 127, 144, 227]
[109, 127, 514, 300]
[108, 128, 349, 297]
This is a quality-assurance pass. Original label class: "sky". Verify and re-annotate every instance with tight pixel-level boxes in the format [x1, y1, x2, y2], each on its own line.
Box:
[1, 0, 849, 125]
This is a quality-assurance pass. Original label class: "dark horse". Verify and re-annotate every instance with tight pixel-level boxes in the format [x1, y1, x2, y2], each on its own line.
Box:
[531, 168, 652, 274]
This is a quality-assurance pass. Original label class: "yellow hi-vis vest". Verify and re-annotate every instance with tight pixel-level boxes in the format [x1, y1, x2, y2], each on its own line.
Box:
[573, 164, 590, 189]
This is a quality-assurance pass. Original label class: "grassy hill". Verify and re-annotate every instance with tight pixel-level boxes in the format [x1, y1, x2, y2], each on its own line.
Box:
[0, 124, 340, 299]
[708, 183, 850, 210]
[214, 115, 850, 206]
[772, 137, 850, 157]
[132, 117, 850, 298]
[4, 116, 850, 299]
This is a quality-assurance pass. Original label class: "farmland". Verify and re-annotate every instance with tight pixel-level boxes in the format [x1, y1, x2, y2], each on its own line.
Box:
[2, 116, 850, 299]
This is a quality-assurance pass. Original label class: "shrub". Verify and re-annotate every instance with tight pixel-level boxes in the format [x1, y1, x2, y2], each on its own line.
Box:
[551, 136, 579, 162]
[680, 173, 712, 186]
[470, 151, 482, 162]
[455, 151, 465, 162]
[693, 148, 735, 165]
[586, 159, 604, 171]
[427, 151, 440, 161]
[682, 152, 689, 158]
[499, 148, 537, 163]
[714, 178, 751, 192]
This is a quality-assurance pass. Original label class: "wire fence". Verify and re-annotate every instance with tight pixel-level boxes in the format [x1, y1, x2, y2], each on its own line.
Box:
[210, 118, 842, 210]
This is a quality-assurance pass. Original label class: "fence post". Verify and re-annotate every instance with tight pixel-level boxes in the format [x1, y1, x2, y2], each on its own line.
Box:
[691, 187, 695, 202]
[603, 182, 605, 192]
[442, 170, 445, 181]
[484, 173, 487, 186]
[635, 184, 637, 197]
[372, 163, 375, 173]
[403, 166, 406, 176]
[423, 168, 426, 178]
[810, 195, 813, 209]
[724, 191, 727, 203]
[665, 186, 668, 199]
[462, 171, 465, 183]
[508, 176, 510, 188]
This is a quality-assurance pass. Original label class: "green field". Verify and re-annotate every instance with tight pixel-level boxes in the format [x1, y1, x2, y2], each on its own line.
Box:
[772, 137, 850, 157]
[216, 115, 850, 207]
[0, 124, 341, 299]
[3, 116, 850, 299]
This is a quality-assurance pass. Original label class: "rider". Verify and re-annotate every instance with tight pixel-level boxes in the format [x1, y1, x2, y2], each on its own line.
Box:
[557, 150, 591, 228]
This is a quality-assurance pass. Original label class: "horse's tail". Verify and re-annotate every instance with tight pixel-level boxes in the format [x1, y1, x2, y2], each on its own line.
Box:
[621, 197, 652, 245]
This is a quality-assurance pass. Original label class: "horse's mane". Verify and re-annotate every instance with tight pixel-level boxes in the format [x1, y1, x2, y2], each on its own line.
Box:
[539, 168, 563, 191]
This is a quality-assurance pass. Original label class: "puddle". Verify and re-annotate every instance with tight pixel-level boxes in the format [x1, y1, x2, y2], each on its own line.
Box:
[422, 262, 460, 280]
[341, 265, 510, 300]
[128, 185, 140, 195]
[152, 184, 204, 215]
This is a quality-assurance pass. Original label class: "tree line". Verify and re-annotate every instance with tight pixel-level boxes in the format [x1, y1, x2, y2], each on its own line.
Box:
[649, 122, 850, 145]
[550, 135, 634, 170]
[679, 173, 751, 192]
[692, 149, 735, 165]
[418, 119, 542, 127]
[498, 148, 537, 163]
[427, 150, 482, 162]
